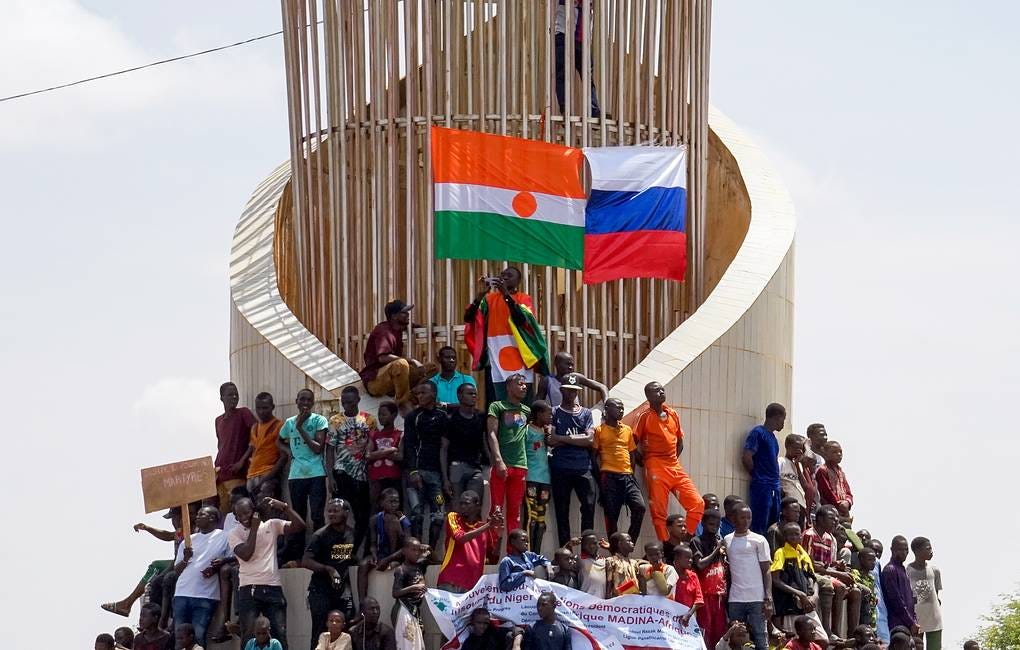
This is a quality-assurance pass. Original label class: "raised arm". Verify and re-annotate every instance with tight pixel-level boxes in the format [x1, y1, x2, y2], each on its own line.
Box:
[133, 523, 177, 542]
[578, 374, 609, 403]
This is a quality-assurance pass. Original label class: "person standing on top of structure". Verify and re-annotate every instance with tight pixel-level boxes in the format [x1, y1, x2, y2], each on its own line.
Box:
[742, 403, 787, 535]
[464, 267, 548, 404]
[633, 381, 704, 542]
[360, 300, 435, 407]
[555, 0, 601, 118]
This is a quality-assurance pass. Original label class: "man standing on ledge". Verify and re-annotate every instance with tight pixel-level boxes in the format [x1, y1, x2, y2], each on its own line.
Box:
[742, 403, 787, 535]
[633, 381, 704, 542]
[464, 267, 548, 404]
[361, 300, 435, 406]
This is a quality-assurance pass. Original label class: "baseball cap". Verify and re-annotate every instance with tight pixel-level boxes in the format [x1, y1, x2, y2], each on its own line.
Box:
[560, 373, 584, 390]
[384, 300, 414, 319]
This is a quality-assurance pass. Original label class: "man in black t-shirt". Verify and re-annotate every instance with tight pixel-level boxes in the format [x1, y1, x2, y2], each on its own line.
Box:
[523, 592, 571, 650]
[462, 608, 522, 650]
[303, 498, 357, 643]
[404, 382, 449, 546]
[441, 383, 489, 502]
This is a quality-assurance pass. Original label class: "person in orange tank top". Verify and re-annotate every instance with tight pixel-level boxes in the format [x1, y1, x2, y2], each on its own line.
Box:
[632, 381, 705, 542]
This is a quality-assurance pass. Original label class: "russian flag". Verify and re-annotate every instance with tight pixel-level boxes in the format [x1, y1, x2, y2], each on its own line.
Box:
[581, 145, 687, 284]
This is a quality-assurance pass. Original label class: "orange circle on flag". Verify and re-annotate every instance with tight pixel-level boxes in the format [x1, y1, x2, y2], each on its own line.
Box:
[512, 191, 537, 218]
[498, 345, 526, 372]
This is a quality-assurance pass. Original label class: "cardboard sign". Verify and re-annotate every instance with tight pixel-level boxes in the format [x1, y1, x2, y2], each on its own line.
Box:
[140, 456, 217, 514]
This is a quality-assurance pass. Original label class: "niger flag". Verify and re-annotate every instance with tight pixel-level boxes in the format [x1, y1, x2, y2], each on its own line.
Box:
[432, 126, 586, 269]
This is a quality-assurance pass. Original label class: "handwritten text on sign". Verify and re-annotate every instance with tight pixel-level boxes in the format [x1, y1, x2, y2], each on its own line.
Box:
[140, 456, 217, 513]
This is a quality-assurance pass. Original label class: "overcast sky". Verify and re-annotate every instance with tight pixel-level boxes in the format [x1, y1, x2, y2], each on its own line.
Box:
[1, 1, 1017, 647]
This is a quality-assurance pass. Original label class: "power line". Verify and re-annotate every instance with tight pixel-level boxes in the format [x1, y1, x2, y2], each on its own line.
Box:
[0, 28, 285, 104]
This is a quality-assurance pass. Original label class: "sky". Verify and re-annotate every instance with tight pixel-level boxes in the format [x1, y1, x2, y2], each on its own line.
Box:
[1, 1, 1017, 647]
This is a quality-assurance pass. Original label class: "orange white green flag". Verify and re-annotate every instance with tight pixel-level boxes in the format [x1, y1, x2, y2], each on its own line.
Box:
[431, 126, 586, 269]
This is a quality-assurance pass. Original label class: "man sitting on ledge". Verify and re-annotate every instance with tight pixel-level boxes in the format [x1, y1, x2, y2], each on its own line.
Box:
[360, 300, 436, 406]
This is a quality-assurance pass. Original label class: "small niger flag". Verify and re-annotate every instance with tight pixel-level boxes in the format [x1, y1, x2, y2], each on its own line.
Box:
[432, 126, 585, 269]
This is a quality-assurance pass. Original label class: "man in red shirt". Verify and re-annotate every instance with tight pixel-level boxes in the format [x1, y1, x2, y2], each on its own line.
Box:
[436, 491, 504, 593]
[360, 300, 434, 405]
[215, 382, 256, 513]
[633, 381, 704, 542]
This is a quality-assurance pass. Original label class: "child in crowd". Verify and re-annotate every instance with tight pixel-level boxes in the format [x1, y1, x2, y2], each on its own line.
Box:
[691, 508, 728, 649]
[721, 495, 744, 537]
[243, 617, 283, 650]
[366, 400, 402, 511]
[908, 536, 943, 650]
[328, 386, 377, 555]
[716, 621, 753, 650]
[359, 488, 411, 603]
[802, 505, 859, 638]
[723, 504, 771, 650]
[594, 397, 647, 541]
[524, 592, 572, 649]
[695, 493, 721, 536]
[440, 383, 488, 503]
[888, 626, 914, 650]
[777, 434, 811, 524]
[770, 522, 822, 642]
[277, 388, 329, 561]
[133, 603, 171, 650]
[436, 491, 504, 593]
[314, 610, 351, 650]
[403, 382, 449, 547]
[641, 541, 679, 598]
[767, 497, 803, 555]
[523, 399, 554, 553]
[671, 543, 704, 625]
[175, 623, 201, 650]
[95, 634, 115, 650]
[551, 547, 581, 589]
[815, 441, 853, 518]
[114, 627, 134, 650]
[868, 538, 891, 643]
[498, 528, 550, 592]
[852, 548, 880, 628]
[243, 392, 285, 498]
[577, 529, 608, 597]
[605, 532, 643, 597]
[784, 616, 823, 650]
[391, 537, 433, 626]
[663, 512, 688, 565]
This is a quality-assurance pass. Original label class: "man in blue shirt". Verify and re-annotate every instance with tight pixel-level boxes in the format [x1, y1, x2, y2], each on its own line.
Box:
[429, 345, 476, 405]
[498, 528, 550, 591]
[741, 403, 786, 535]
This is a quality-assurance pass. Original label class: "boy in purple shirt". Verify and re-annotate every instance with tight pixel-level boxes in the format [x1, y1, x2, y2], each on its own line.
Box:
[880, 536, 918, 635]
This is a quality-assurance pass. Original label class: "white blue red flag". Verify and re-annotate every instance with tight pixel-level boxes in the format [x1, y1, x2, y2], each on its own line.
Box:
[581, 145, 688, 284]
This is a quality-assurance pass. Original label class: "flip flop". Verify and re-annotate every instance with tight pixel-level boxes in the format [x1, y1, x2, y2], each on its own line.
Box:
[101, 602, 130, 617]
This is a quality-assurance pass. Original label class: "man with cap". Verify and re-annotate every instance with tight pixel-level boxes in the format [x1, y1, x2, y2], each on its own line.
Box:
[361, 299, 435, 405]
[547, 373, 597, 546]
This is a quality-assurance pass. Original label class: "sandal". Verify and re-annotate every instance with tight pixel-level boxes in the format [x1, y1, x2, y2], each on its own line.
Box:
[101, 602, 130, 617]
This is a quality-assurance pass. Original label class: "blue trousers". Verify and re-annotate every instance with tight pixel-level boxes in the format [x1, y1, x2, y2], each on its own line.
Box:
[728, 601, 768, 650]
[749, 482, 782, 535]
[172, 595, 217, 647]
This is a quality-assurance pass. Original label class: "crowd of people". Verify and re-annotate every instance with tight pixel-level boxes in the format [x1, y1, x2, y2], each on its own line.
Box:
[96, 266, 957, 650]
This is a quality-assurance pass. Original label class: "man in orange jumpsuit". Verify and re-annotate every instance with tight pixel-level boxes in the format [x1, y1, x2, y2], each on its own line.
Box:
[633, 381, 704, 541]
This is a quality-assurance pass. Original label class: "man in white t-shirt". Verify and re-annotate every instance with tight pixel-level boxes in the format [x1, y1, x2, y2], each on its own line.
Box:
[724, 504, 772, 650]
[172, 505, 231, 648]
[228, 496, 305, 650]
[778, 434, 808, 510]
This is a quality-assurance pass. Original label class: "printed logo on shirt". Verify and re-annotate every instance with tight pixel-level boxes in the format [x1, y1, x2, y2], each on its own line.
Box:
[331, 543, 354, 561]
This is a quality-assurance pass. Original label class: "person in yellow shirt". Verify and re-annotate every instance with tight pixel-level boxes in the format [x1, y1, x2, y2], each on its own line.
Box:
[594, 398, 647, 540]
